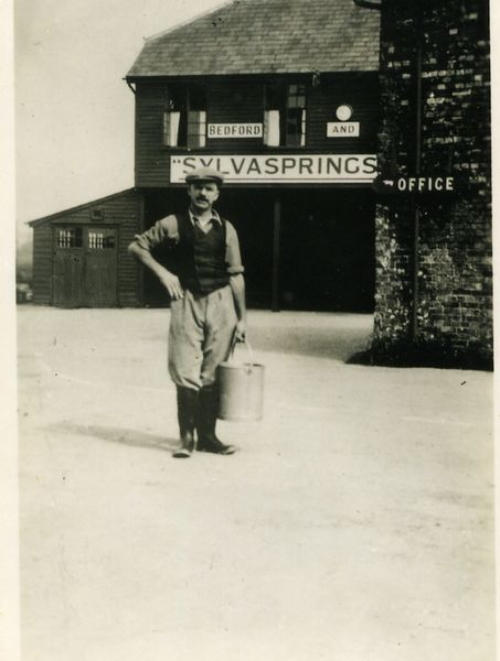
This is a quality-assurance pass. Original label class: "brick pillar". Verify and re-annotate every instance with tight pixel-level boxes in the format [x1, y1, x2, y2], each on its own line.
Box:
[373, 0, 492, 368]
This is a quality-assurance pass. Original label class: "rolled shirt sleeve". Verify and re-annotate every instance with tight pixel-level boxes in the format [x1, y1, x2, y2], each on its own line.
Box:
[133, 213, 244, 275]
[225, 221, 244, 275]
[132, 215, 179, 252]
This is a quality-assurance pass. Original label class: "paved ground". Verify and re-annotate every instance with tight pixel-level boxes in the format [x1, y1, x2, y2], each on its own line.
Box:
[17, 307, 495, 661]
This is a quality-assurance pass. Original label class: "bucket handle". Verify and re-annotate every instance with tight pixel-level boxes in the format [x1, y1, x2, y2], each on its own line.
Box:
[229, 332, 255, 364]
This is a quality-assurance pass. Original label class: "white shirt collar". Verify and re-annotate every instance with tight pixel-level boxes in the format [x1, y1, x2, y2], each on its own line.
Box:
[189, 208, 222, 226]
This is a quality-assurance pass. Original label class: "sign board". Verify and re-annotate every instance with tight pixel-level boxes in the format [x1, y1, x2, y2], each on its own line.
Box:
[327, 122, 360, 138]
[208, 123, 263, 138]
[171, 154, 377, 184]
[372, 174, 457, 195]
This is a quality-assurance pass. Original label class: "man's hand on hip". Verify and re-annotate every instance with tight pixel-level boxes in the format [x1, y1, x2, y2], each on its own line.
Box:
[158, 270, 184, 300]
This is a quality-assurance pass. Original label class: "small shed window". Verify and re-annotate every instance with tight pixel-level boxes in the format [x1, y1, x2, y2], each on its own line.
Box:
[163, 84, 207, 148]
[57, 227, 83, 248]
[88, 230, 115, 249]
[90, 208, 104, 221]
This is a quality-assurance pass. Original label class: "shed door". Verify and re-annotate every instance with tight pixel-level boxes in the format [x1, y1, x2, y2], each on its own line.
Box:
[53, 226, 118, 308]
[53, 227, 85, 307]
[85, 228, 118, 307]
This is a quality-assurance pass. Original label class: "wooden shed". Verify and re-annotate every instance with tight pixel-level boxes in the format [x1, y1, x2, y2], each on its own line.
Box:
[28, 189, 143, 308]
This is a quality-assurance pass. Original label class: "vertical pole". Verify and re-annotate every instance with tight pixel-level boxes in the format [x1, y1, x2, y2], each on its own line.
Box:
[138, 192, 145, 306]
[411, 10, 423, 342]
[411, 202, 421, 341]
[272, 193, 281, 312]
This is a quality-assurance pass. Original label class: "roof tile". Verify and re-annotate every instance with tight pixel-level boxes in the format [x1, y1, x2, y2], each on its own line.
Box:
[127, 0, 380, 77]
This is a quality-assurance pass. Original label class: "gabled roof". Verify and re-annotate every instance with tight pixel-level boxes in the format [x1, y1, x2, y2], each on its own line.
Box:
[127, 0, 380, 78]
[28, 189, 137, 227]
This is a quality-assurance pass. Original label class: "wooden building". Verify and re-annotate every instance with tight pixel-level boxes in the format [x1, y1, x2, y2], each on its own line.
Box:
[28, 190, 142, 308]
[30, 0, 380, 310]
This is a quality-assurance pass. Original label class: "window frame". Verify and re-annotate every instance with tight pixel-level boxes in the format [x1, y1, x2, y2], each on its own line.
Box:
[285, 83, 307, 148]
[263, 81, 308, 148]
[87, 228, 117, 250]
[55, 226, 83, 249]
[162, 84, 207, 150]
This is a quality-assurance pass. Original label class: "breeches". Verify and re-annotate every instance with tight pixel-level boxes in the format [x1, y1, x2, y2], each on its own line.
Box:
[168, 285, 237, 390]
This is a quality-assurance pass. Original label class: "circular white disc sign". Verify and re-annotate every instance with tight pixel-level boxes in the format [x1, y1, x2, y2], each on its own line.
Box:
[336, 105, 353, 121]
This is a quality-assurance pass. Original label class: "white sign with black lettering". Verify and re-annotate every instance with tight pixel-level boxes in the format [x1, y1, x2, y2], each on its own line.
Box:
[208, 123, 263, 138]
[171, 154, 377, 184]
[327, 122, 360, 137]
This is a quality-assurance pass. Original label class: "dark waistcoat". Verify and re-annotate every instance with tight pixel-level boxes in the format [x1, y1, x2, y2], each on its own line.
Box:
[172, 212, 229, 295]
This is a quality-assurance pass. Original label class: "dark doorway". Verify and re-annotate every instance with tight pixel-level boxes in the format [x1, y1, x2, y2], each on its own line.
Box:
[143, 188, 274, 308]
[141, 187, 374, 312]
[279, 189, 375, 311]
[219, 190, 274, 308]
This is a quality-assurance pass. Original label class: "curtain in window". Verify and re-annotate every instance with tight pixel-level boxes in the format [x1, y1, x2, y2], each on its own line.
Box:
[264, 110, 280, 146]
[163, 110, 181, 147]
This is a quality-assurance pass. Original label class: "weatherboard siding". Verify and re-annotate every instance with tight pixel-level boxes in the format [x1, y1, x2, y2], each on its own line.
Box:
[135, 83, 170, 188]
[134, 75, 379, 187]
[32, 224, 52, 304]
[308, 74, 379, 152]
[206, 80, 265, 151]
[31, 190, 143, 308]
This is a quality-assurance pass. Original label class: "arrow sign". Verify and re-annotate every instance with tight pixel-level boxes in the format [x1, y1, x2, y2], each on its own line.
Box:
[372, 174, 457, 195]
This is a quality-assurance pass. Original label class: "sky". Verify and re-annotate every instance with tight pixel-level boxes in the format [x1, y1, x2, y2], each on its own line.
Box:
[12, 1, 500, 246]
[14, 0, 226, 246]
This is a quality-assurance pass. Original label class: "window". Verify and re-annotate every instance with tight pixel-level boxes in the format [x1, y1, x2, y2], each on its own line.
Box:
[264, 82, 307, 147]
[163, 84, 186, 147]
[163, 84, 207, 148]
[88, 230, 115, 250]
[90, 208, 104, 221]
[57, 227, 83, 249]
[286, 84, 307, 147]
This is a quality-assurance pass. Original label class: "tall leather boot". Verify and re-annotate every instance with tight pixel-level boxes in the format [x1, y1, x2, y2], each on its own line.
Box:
[172, 386, 198, 458]
[197, 385, 237, 455]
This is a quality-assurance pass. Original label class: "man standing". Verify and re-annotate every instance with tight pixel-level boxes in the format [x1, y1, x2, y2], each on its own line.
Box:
[128, 167, 246, 458]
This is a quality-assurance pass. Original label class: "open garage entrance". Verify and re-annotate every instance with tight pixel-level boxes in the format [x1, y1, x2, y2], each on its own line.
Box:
[142, 187, 375, 312]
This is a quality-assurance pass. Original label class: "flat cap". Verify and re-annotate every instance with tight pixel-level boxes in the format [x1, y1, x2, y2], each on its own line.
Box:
[185, 167, 224, 186]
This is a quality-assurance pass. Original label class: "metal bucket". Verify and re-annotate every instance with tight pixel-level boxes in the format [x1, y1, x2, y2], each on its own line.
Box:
[217, 340, 264, 421]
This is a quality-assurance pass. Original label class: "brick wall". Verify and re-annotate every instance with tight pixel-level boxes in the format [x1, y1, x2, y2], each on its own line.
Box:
[373, 0, 492, 368]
